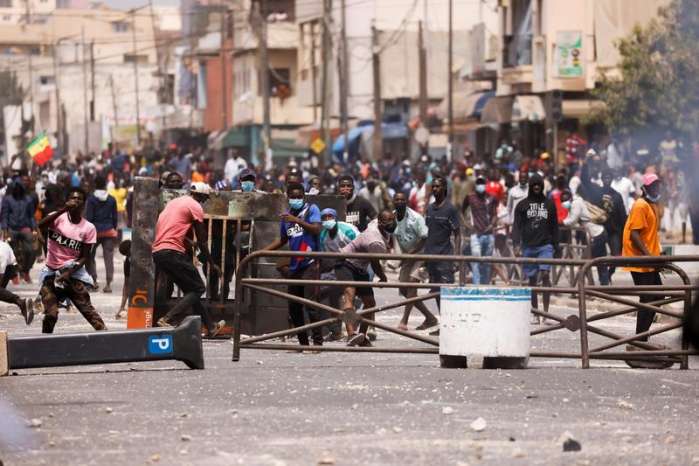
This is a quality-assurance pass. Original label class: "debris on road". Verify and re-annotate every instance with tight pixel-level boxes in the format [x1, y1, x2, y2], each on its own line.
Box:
[28, 418, 42, 428]
[559, 431, 582, 452]
[470, 417, 487, 432]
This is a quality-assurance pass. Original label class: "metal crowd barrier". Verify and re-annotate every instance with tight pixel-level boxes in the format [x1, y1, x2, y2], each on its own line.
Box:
[230, 250, 699, 368]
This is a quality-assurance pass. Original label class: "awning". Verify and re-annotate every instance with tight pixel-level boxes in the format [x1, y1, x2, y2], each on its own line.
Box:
[512, 95, 546, 122]
[271, 138, 306, 158]
[436, 91, 495, 122]
[481, 96, 513, 125]
[221, 127, 250, 148]
[562, 99, 606, 119]
[333, 124, 373, 154]
[207, 130, 225, 150]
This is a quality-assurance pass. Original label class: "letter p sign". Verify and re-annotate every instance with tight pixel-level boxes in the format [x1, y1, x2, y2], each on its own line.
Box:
[148, 335, 173, 355]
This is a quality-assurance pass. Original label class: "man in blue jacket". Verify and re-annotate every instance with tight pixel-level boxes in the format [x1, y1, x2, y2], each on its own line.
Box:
[1, 179, 37, 283]
[85, 176, 118, 293]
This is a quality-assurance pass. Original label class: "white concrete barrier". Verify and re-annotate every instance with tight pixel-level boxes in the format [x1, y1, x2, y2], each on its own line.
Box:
[0, 331, 7, 376]
[439, 287, 531, 369]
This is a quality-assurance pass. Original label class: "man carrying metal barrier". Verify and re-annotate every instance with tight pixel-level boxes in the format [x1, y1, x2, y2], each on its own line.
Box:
[152, 182, 224, 337]
[262, 182, 324, 348]
[336, 209, 396, 347]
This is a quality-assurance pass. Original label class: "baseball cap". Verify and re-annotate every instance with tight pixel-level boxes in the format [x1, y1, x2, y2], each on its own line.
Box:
[320, 208, 337, 218]
[190, 181, 211, 195]
[239, 168, 256, 180]
[642, 173, 660, 186]
[466, 167, 474, 176]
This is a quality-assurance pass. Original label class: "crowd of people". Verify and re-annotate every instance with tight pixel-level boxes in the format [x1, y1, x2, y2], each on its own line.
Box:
[1, 132, 696, 366]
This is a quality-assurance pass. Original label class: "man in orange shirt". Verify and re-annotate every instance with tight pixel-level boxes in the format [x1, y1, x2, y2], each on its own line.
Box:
[622, 173, 671, 368]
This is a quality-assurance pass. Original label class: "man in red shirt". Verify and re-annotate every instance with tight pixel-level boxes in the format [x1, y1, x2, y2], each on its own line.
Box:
[152, 182, 223, 336]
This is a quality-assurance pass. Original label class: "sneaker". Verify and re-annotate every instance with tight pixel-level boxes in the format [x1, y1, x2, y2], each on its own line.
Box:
[19, 298, 34, 325]
[156, 317, 175, 328]
[207, 320, 226, 338]
[358, 337, 373, 348]
[324, 332, 344, 342]
[367, 329, 377, 341]
[415, 318, 439, 331]
[347, 333, 366, 347]
[103, 284, 112, 293]
[624, 344, 675, 369]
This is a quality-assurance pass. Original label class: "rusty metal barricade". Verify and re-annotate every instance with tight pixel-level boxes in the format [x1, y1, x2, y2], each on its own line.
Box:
[230, 250, 699, 369]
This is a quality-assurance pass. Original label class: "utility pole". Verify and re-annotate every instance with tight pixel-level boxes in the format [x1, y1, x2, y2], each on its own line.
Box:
[320, 0, 332, 169]
[81, 26, 89, 154]
[418, 20, 428, 124]
[371, 24, 382, 162]
[220, 7, 229, 130]
[109, 75, 119, 144]
[254, 0, 271, 168]
[310, 21, 318, 122]
[131, 9, 142, 146]
[447, 0, 454, 160]
[25, 0, 34, 134]
[90, 40, 95, 122]
[52, 41, 62, 151]
[338, 0, 349, 162]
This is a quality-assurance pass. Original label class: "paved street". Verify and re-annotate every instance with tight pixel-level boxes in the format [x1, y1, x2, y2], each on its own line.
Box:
[2, 257, 699, 465]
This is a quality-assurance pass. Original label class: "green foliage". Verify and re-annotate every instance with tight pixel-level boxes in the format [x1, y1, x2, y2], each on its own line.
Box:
[591, 0, 699, 144]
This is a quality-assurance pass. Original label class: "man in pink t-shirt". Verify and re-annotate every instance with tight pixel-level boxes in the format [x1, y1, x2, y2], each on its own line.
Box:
[37, 187, 106, 334]
[152, 182, 223, 336]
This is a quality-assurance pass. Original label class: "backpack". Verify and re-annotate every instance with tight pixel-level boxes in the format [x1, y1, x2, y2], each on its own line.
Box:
[584, 194, 613, 225]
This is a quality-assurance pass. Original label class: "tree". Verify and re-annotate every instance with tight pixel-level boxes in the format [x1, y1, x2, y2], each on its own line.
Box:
[591, 0, 699, 150]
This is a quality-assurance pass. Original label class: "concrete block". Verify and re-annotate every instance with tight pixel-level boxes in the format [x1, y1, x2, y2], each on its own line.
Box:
[0, 331, 8, 376]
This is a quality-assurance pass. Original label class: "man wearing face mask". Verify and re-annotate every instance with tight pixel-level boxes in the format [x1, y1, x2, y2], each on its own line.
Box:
[318, 208, 358, 341]
[622, 174, 673, 369]
[513, 174, 560, 324]
[236, 168, 264, 193]
[336, 210, 396, 347]
[462, 177, 498, 285]
[263, 183, 324, 347]
[393, 192, 438, 331]
[337, 175, 377, 232]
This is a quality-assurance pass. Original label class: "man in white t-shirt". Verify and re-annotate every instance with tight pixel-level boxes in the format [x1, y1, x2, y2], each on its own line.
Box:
[224, 150, 248, 187]
[0, 239, 33, 324]
[611, 169, 637, 213]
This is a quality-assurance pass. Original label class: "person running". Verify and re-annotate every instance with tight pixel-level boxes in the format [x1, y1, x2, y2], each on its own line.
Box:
[37, 187, 107, 334]
[318, 208, 358, 341]
[393, 192, 438, 331]
[85, 176, 118, 293]
[0, 237, 33, 324]
[622, 173, 673, 369]
[513, 174, 560, 324]
[263, 182, 324, 347]
[462, 176, 498, 285]
[336, 209, 395, 347]
[152, 182, 224, 337]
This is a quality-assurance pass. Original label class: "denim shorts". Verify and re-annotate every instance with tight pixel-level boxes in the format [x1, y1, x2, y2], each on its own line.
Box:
[522, 244, 554, 278]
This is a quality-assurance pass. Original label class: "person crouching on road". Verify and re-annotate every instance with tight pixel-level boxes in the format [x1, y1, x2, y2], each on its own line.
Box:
[152, 182, 224, 337]
[336, 210, 396, 347]
[37, 187, 106, 333]
[263, 183, 324, 347]
[318, 208, 358, 341]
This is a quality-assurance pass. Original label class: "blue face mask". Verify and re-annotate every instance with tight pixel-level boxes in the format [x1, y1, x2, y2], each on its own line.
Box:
[562, 200, 572, 210]
[288, 198, 304, 210]
[475, 184, 486, 194]
[241, 181, 255, 192]
[322, 219, 336, 230]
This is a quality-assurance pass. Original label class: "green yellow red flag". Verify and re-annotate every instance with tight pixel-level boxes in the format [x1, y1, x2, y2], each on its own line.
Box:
[26, 133, 53, 166]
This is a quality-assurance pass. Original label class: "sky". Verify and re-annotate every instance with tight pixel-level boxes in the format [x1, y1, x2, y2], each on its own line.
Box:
[101, 0, 179, 8]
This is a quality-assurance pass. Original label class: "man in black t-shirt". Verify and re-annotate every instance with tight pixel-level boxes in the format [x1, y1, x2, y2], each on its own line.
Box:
[337, 175, 376, 232]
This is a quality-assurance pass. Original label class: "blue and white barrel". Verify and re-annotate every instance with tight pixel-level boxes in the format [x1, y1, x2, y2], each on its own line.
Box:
[439, 287, 532, 360]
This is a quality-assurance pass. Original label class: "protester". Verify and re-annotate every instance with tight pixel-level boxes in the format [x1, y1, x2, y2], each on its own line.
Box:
[152, 182, 224, 337]
[0, 237, 33, 324]
[37, 187, 106, 334]
[318, 208, 358, 340]
[338, 175, 376, 232]
[1, 180, 37, 283]
[393, 192, 438, 331]
[336, 210, 395, 346]
[263, 182, 324, 348]
[85, 176, 118, 293]
[115, 239, 131, 320]
[462, 176, 498, 285]
[513, 174, 560, 324]
[621, 173, 673, 369]
[506, 169, 528, 224]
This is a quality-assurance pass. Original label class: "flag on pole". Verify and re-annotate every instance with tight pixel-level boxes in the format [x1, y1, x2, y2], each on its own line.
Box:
[26, 133, 53, 167]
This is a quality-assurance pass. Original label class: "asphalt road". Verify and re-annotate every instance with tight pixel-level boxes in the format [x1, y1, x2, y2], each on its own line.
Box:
[2, 256, 699, 465]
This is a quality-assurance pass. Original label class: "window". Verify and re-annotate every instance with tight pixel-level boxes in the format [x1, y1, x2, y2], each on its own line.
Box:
[39, 75, 55, 85]
[503, 0, 533, 67]
[123, 54, 148, 64]
[111, 21, 129, 33]
[268, 68, 291, 98]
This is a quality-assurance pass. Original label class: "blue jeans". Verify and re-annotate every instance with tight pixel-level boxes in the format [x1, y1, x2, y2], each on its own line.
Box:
[470, 234, 494, 285]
